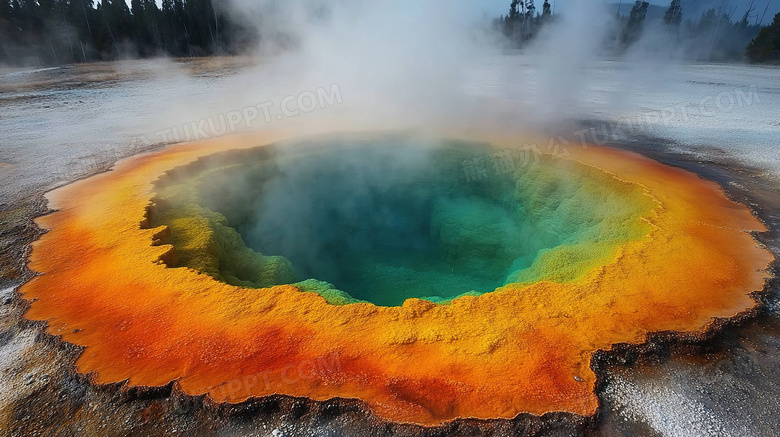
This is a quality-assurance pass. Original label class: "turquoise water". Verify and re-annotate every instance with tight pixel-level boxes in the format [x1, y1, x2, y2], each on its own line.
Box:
[172, 137, 651, 306]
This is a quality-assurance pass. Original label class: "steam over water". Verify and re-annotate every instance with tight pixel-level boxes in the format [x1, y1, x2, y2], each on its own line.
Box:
[153, 137, 652, 307]
[2, 60, 778, 206]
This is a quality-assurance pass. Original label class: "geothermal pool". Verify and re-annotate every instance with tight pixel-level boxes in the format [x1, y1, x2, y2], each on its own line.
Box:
[18, 129, 771, 425]
[150, 137, 653, 306]
[1, 60, 779, 435]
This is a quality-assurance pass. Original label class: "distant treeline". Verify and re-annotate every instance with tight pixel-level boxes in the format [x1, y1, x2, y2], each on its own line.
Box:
[1, 0, 779, 67]
[747, 12, 780, 63]
[496, 1, 780, 63]
[0, 0, 256, 65]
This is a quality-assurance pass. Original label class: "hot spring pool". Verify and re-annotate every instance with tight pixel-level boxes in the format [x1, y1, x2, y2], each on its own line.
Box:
[150, 136, 654, 306]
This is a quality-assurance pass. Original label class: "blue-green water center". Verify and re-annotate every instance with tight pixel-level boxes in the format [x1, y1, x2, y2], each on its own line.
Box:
[151, 136, 652, 306]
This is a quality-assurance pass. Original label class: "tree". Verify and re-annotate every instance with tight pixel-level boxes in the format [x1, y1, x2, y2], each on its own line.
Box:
[663, 0, 682, 27]
[0, 0, 259, 64]
[747, 12, 780, 63]
[508, 0, 520, 21]
[504, 0, 521, 42]
[523, 0, 536, 39]
[525, 0, 535, 22]
[622, 1, 649, 47]
[542, 0, 551, 21]
[501, 0, 552, 46]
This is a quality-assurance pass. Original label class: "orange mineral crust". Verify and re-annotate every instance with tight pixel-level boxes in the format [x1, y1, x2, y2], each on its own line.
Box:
[20, 131, 772, 425]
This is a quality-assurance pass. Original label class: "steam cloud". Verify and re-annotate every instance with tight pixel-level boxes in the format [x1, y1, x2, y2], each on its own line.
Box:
[136, 0, 664, 139]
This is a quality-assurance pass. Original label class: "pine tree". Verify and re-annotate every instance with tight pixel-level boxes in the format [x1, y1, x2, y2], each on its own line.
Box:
[509, 0, 520, 21]
[0, 0, 251, 64]
[622, 1, 649, 47]
[526, 0, 535, 21]
[747, 12, 780, 63]
[663, 0, 682, 27]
